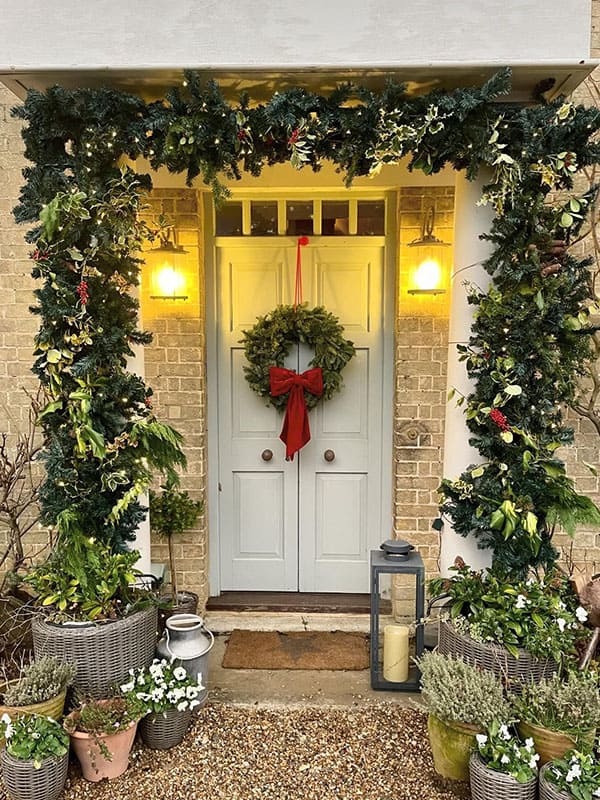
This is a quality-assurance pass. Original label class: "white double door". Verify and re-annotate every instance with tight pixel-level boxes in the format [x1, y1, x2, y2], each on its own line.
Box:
[215, 237, 389, 593]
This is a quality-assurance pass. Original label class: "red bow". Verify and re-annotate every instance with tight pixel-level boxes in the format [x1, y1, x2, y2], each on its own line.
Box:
[269, 366, 323, 460]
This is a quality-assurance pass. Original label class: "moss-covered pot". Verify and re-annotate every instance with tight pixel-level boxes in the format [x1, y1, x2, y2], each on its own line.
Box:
[427, 714, 482, 782]
[518, 720, 596, 765]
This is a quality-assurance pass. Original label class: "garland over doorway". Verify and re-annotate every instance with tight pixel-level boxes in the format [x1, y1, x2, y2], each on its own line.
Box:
[12, 67, 600, 571]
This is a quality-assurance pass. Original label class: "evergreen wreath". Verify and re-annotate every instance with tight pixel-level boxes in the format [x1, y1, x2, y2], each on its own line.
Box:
[241, 304, 356, 411]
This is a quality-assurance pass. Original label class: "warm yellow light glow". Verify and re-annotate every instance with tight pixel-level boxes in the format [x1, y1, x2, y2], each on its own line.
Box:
[413, 258, 442, 291]
[156, 265, 185, 297]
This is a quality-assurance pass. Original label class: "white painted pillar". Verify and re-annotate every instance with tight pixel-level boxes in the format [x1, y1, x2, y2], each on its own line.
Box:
[126, 285, 152, 575]
[440, 169, 495, 574]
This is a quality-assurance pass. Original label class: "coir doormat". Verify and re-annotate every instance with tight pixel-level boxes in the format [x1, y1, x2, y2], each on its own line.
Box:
[221, 629, 370, 670]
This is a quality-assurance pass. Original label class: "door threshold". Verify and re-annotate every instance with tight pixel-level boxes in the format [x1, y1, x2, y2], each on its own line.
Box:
[206, 591, 391, 615]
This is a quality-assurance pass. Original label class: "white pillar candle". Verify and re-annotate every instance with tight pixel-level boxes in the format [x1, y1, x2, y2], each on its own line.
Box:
[383, 624, 409, 682]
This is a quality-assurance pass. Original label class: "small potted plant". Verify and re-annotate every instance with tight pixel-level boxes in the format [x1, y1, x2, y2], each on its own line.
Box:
[63, 695, 142, 782]
[416, 651, 511, 782]
[515, 670, 600, 764]
[149, 479, 203, 618]
[0, 657, 76, 724]
[470, 721, 539, 800]
[540, 750, 600, 800]
[25, 529, 158, 699]
[120, 658, 204, 750]
[0, 713, 70, 800]
[430, 562, 587, 687]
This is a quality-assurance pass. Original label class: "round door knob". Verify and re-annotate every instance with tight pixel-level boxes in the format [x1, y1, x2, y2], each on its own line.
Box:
[324, 449, 335, 462]
[261, 449, 273, 462]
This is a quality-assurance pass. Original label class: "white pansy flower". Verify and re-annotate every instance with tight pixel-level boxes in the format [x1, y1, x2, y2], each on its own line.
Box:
[190, 699, 200, 710]
[499, 724, 511, 741]
[515, 594, 527, 609]
[593, 788, 600, 797]
[576, 606, 589, 622]
[186, 686, 198, 699]
[528, 756, 538, 769]
[173, 666, 187, 681]
[524, 738, 535, 750]
[501, 755, 510, 764]
[556, 618, 566, 633]
[120, 681, 135, 693]
[177, 701, 188, 712]
[1, 714, 13, 739]
[476, 734, 488, 746]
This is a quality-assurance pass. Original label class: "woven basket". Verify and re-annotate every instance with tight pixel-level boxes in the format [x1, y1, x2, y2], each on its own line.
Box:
[469, 753, 537, 800]
[438, 620, 559, 688]
[1, 749, 68, 800]
[139, 708, 193, 750]
[0, 684, 67, 722]
[539, 764, 571, 800]
[32, 607, 158, 699]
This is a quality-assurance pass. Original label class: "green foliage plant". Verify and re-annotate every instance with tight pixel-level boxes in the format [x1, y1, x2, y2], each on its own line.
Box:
[475, 722, 539, 783]
[12, 68, 600, 574]
[429, 562, 588, 662]
[0, 714, 69, 768]
[149, 481, 202, 601]
[23, 514, 151, 621]
[119, 659, 204, 715]
[545, 750, 600, 800]
[514, 671, 600, 738]
[3, 657, 76, 706]
[416, 651, 510, 728]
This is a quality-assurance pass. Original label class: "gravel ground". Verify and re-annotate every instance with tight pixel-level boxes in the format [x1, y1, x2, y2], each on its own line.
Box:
[1, 703, 469, 800]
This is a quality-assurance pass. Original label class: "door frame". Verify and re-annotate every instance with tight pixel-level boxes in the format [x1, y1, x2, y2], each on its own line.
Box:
[205, 188, 396, 597]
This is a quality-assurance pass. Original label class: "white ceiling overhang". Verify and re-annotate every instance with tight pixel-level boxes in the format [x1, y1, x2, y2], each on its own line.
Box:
[1, 62, 597, 104]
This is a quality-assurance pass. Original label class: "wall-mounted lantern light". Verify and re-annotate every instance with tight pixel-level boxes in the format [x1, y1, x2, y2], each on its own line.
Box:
[148, 221, 189, 301]
[407, 205, 450, 295]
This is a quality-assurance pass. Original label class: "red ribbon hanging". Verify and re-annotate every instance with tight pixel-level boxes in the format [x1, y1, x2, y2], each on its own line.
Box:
[269, 366, 323, 460]
[294, 236, 309, 309]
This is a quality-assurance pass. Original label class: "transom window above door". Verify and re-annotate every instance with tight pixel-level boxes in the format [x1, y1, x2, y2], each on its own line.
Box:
[215, 196, 385, 236]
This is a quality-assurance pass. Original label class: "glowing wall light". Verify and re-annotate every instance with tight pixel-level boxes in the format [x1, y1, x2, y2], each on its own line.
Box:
[148, 221, 189, 301]
[407, 205, 450, 296]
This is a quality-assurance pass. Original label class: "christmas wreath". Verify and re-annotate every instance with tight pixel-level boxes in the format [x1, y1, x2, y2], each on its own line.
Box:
[241, 303, 356, 412]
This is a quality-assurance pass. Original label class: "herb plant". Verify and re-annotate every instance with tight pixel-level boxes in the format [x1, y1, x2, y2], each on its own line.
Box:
[64, 696, 141, 738]
[0, 713, 69, 768]
[545, 750, 600, 800]
[475, 722, 539, 783]
[429, 561, 588, 661]
[119, 659, 204, 714]
[514, 671, 600, 738]
[3, 657, 76, 706]
[416, 652, 510, 728]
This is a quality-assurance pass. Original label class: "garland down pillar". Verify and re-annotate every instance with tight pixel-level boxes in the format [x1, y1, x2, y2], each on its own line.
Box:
[440, 169, 495, 574]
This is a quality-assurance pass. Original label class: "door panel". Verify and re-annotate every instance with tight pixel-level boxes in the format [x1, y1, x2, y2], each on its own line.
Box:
[217, 238, 386, 593]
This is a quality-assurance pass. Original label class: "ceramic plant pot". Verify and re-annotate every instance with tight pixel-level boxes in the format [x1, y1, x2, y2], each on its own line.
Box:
[427, 713, 482, 782]
[67, 718, 138, 782]
[518, 720, 596, 765]
[0, 683, 67, 724]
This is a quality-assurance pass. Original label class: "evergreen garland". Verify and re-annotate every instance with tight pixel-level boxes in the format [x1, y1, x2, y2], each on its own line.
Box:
[12, 68, 600, 571]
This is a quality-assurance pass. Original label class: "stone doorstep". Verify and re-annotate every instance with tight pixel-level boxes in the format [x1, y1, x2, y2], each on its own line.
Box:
[204, 610, 398, 634]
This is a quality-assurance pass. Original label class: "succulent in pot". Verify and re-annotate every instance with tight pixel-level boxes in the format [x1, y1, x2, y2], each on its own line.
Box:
[63, 695, 142, 781]
[0, 657, 76, 723]
[0, 713, 70, 800]
[416, 651, 511, 782]
[514, 670, 600, 764]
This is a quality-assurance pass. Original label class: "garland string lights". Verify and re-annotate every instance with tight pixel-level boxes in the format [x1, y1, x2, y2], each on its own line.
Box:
[11, 67, 600, 570]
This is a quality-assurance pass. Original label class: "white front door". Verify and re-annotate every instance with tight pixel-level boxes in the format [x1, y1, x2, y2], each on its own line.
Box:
[215, 237, 389, 592]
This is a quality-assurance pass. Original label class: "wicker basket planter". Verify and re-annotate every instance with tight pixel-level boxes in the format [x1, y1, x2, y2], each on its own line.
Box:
[1, 749, 68, 800]
[139, 708, 193, 750]
[438, 620, 559, 688]
[32, 606, 158, 699]
[518, 720, 596, 765]
[158, 591, 198, 635]
[0, 684, 67, 723]
[469, 753, 537, 800]
[539, 764, 571, 800]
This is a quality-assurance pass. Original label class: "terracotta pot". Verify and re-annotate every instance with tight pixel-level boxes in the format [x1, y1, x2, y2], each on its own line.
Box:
[518, 720, 596, 765]
[66, 714, 138, 782]
[427, 714, 482, 782]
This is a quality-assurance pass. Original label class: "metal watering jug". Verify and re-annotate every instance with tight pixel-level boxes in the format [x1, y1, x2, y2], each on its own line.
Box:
[156, 613, 214, 704]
